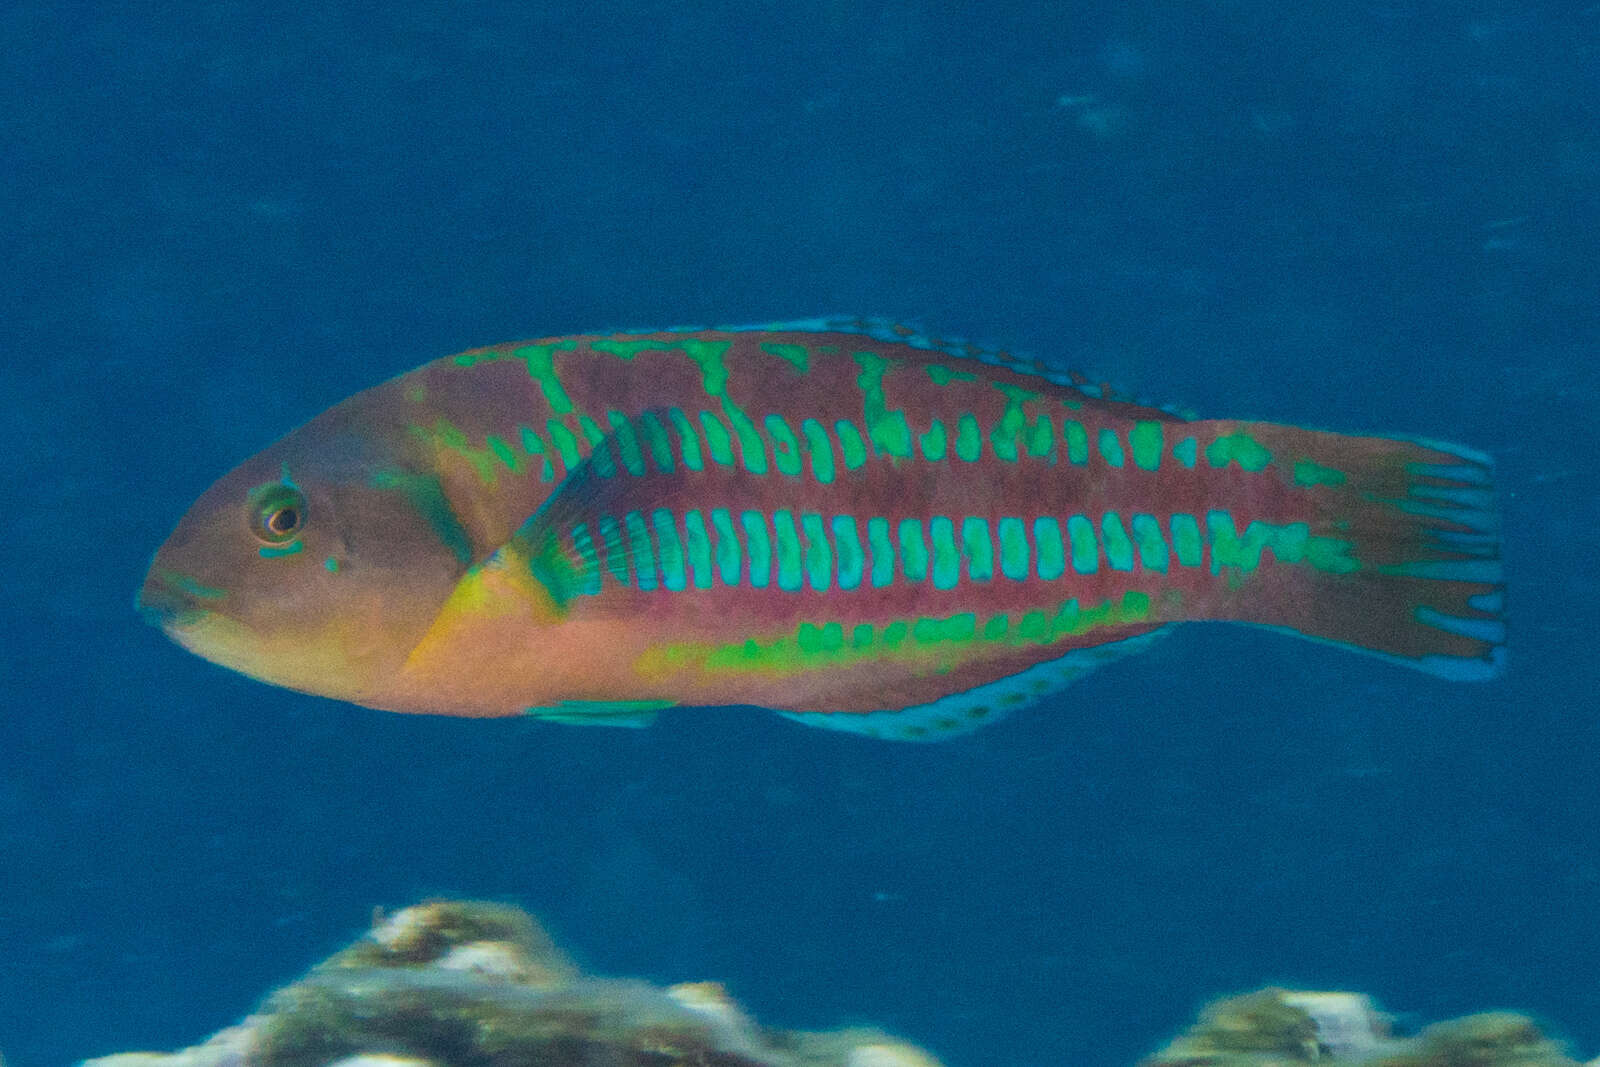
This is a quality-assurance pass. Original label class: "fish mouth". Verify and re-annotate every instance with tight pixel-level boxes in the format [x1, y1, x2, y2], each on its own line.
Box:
[136, 568, 226, 631]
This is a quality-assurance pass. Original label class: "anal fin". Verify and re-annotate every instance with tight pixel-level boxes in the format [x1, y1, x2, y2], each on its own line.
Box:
[778, 628, 1168, 742]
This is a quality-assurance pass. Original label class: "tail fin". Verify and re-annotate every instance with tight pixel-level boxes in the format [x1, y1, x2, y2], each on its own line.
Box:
[1201, 422, 1505, 680]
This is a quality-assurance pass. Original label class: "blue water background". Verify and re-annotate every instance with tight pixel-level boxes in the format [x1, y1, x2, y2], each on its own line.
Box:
[4, 4, 1598, 1065]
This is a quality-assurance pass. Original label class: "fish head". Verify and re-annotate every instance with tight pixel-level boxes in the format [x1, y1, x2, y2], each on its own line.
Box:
[138, 403, 473, 707]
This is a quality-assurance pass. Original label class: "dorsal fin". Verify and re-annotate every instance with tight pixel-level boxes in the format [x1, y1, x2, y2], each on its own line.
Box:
[717, 316, 1194, 417]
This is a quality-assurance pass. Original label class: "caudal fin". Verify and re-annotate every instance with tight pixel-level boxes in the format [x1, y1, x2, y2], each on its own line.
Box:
[1204, 422, 1505, 680]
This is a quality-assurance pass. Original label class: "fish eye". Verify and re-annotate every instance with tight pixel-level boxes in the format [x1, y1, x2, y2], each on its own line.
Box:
[248, 484, 308, 544]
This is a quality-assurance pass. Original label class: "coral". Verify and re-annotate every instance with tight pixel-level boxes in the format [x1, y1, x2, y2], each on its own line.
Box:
[81, 900, 940, 1067]
[1142, 987, 1583, 1067]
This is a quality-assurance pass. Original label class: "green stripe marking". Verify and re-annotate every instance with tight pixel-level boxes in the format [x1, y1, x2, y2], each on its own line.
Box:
[258, 540, 302, 559]
[919, 418, 948, 461]
[485, 434, 521, 474]
[998, 517, 1029, 581]
[725, 406, 767, 474]
[1206, 431, 1273, 472]
[607, 411, 647, 476]
[761, 342, 810, 370]
[682, 339, 733, 396]
[1068, 515, 1098, 573]
[962, 517, 993, 582]
[836, 419, 868, 469]
[927, 364, 977, 385]
[682, 510, 713, 590]
[1034, 517, 1064, 580]
[1129, 421, 1164, 471]
[637, 411, 675, 473]
[955, 414, 982, 461]
[1206, 512, 1358, 576]
[833, 516, 864, 590]
[898, 519, 929, 582]
[772, 510, 804, 591]
[983, 614, 1010, 641]
[624, 510, 656, 591]
[868, 517, 895, 587]
[1101, 512, 1135, 571]
[801, 513, 831, 591]
[1026, 415, 1054, 459]
[1129, 513, 1170, 573]
[518, 425, 555, 481]
[710, 508, 741, 586]
[1294, 458, 1346, 487]
[766, 414, 802, 476]
[913, 612, 977, 644]
[929, 516, 959, 590]
[1173, 437, 1198, 468]
[577, 413, 607, 447]
[1064, 419, 1089, 464]
[1097, 427, 1125, 468]
[802, 419, 836, 484]
[700, 411, 735, 466]
[855, 350, 914, 458]
[1017, 609, 1050, 643]
[1170, 513, 1203, 567]
[509, 341, 577, 413]
[668, 409, 704, 471]
[741, 510, 771, 588]
[546, 420, 580, 468]
[990, 383, 1038, 462]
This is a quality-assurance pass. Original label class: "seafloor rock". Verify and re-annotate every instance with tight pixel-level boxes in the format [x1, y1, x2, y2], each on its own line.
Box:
[1142, 986, 1587, 1067]
[82, 900, 941, 1067]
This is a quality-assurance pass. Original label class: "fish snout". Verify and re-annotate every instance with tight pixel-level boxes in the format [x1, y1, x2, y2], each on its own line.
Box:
[136, 568, 222, 630]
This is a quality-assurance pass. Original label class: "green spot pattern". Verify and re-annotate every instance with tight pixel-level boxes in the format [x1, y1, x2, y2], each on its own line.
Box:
[1034, 518, 1064, 581]
[998, 517, 1030, 581]
[833, 516, 864, 590]
[801, 512, 832, 592]
[1068, 515, 1098, 573]
[1206, 431, 1273, 472]
[1101, 512, 1135, 572]
[772, 510, 803, 591]
[1129, 421, 1164, 471]
[1170, 513, 1204, 567]
[929, 516, 959, 590]
[962, 517, 993, 582]
[741, 511, 771, 588]
[1130, 514, 1170, 573]
[1097, 428, 1125, 468]
[766, 414, 802, 476]
[802, 419, 836, 484]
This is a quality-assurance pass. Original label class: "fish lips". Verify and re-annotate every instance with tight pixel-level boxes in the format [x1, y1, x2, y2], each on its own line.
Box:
[135, 567, 223, 631]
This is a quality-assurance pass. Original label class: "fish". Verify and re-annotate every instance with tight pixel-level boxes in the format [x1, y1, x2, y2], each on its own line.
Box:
[138, 317, 1505, 740]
